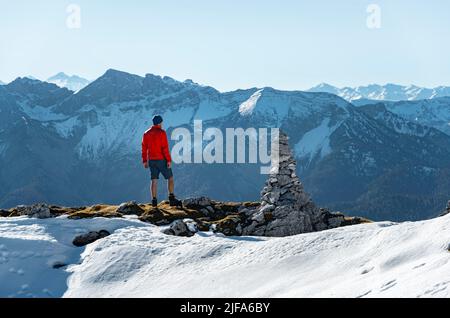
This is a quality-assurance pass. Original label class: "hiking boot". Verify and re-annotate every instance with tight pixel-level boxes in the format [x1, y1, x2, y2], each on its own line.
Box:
[151, 198, 158, 207]
[169, 194, 182, 207]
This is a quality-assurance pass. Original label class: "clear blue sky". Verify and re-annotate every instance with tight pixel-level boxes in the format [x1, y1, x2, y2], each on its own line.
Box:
[1, 0, 449, 91]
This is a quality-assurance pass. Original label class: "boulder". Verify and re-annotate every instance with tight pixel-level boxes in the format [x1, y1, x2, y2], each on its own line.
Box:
[72, 230, 110, 247]
[116, 201, 144, 216]
[212, 214, 243, 236]
[183, 218, 199, 233]
[163, 219, 198, 237]
[0, 209, 10, 217]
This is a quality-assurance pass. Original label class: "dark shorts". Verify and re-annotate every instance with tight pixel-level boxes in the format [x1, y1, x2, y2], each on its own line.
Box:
[148, 160, 173, 180]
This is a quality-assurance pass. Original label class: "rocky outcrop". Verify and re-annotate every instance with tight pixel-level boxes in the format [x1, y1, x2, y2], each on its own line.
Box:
[9, 203, 53, 219]
[242, 131, 352, 237]
[72, 230, 110, 247]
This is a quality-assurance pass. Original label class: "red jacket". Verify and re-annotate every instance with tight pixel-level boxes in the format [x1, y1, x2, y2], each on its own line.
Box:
[141, 126, 172, 163]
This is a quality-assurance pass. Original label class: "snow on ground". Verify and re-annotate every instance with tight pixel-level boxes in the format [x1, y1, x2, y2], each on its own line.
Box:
[0, 216, 146, 298]
[0, 214, 449, 298]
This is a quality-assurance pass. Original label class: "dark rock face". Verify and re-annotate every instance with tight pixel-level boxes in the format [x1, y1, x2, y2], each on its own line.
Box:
[72, 230, 111, 247]
[116, 201, 144, 216]
[0, 209, 9, 217]
[242, 132, 347, 237]
[52, 262, 67, 269]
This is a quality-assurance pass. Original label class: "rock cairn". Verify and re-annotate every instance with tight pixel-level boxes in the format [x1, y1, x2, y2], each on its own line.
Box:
[242, 131, 345, 237]
[260, 131, 311, 209]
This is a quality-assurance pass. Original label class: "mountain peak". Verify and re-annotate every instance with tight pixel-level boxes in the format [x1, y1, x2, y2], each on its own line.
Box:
[10, 76, 43, 85]
[94, 69, 144, 85]
[4, 76, 72, 107]
[50, 72, 68, 78]
[308, 83, 339, 94]
[316, 83, 336, 89]
[47, 72, 90, 92]
[103, 69, 135, 78]
[24, 75, 39, 81]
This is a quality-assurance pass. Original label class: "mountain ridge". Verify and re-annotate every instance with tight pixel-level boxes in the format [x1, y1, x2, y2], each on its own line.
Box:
[1, 69, 450, 221]
[308, 83, 450, 101]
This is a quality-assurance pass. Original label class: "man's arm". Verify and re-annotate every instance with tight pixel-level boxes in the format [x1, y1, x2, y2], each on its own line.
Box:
[141, 134, 148, 167]
[161, 131, 172, 167]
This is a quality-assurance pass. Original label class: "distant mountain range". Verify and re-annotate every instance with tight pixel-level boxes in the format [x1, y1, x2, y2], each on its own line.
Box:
[0, 73, 90, 92]
[47, 72, 90, 92]
[308, 83, 450, 102]
[1, 70, 450, 221]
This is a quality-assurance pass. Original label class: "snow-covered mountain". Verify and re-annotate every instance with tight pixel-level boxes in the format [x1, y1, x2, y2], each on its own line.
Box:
[1, 70, 450, 221]
[47, 72, 90, 92]
[308, 83, 450, 102]
[355, 97, 450, 136]
[1, 213, 449, 297]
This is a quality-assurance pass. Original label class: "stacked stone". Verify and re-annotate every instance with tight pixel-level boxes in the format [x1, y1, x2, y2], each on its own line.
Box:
[242, 131, 342, 237]
[259, 131, 311, 209]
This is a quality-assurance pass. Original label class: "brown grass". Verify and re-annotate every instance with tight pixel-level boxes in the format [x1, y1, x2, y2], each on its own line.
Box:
[138, 202, 204, 225]
[68, 205, 122, 219]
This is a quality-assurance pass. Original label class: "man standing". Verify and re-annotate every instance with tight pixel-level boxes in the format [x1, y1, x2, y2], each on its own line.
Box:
[142, 115, 182, 207]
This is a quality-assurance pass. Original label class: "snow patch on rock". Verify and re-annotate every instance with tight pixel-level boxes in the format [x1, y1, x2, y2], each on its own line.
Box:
[239, 89, 264, 116]
[295, 118, 342, 161]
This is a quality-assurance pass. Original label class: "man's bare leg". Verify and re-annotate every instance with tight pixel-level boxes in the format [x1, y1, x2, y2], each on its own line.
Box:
[168, 176, 174, 195]
[151, 179, 158, 204]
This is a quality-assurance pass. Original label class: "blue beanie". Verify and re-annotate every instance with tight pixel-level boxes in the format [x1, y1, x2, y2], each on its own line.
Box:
[152, 115, 163, 125]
